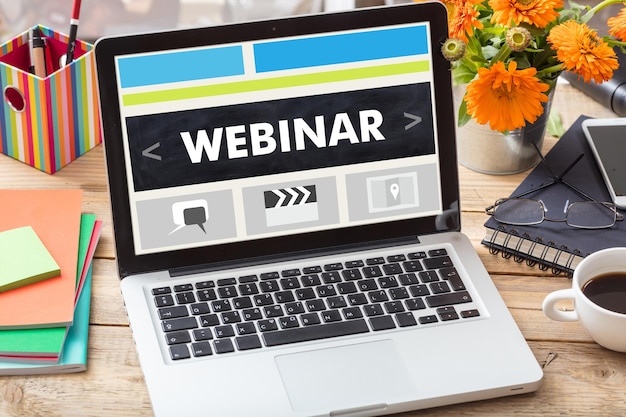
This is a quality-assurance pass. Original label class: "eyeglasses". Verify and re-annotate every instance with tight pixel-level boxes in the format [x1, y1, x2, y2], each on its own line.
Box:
[486, 142, 624, 229]
[487, 198, 621, 229]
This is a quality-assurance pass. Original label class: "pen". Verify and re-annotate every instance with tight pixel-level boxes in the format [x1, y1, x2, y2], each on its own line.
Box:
[30, 27, 47, 78]
[64, 0, 82, 66]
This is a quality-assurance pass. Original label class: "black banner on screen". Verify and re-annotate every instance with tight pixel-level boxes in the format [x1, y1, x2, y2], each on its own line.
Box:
[126, 83, 435, 191]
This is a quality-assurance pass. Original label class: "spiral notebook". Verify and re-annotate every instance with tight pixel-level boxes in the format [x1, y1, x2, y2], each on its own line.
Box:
[482, 115, 626, 275]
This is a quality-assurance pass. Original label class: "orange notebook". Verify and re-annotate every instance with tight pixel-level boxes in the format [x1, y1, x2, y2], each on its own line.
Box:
[0, 189, 82, 329]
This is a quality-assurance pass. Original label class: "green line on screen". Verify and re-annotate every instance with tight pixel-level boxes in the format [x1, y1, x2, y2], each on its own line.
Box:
[122, 60, 430, 106]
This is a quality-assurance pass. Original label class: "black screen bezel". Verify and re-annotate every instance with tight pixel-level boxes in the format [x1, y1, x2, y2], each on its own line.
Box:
[95, 2, 460, 278]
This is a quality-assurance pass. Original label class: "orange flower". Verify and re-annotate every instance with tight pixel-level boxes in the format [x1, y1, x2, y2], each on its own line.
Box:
[448, 0, 484, 42]
[548, 20, 618, 84]
[464, 61, 550, 132]
[608, 7, 626, 42]
[490, 0, 563, 29]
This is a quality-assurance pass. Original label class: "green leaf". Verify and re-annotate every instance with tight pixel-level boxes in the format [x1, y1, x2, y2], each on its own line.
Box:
[547, 110, 565, 138]
[457, 98, 471, 127]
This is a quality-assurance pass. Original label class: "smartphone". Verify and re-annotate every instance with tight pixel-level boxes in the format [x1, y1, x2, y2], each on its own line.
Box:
[582, 118, 626, 209]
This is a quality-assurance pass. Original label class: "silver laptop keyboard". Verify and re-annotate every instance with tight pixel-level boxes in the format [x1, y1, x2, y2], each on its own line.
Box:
[152, 248, 480, 360]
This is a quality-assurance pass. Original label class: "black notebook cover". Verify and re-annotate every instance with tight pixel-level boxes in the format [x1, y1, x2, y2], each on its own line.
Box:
[482, 115, 626, 274]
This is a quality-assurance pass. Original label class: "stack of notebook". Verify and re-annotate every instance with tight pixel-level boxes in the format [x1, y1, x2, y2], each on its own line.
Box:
[0, 189, 101, 375]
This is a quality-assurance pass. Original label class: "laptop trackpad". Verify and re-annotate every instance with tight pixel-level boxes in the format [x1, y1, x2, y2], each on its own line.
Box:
[275, 340, 416, 413]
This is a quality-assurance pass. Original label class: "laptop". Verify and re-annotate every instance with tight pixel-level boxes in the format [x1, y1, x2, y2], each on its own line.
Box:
[94, 3, 543, 416]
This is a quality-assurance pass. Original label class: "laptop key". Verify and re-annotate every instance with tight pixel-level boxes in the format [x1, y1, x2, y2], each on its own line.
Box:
[347, 293, 368, 306]
[193, 328, 213, 341]
[199, 314, 220, 327]
[345, 260, 364, 268]
[165, 331, 191, 345]
[258, 319, 279, 332]
[321, 271, 341, 284]
[196, 280, 215, 289]
[337, 282, 357, 294]
[158, 305, 189, 319]
[429, 281, 451, 294]
[321, 310, 342, 322]
[363, 304, 384, 317]
[259, 280, 280, 293]
[197, 288, 217, 301]
[301, 274, 321, 287]
[162, 317, 198, 332]
[243, 308, 263, 321]
[215, 325, 235, 338]
[190, 303, 210, 315]
[262, 319, 369, 346]
[389, 287, 409, 300]
[419, 270, 439, 283]
[300, 313, 321, 325]
[366, 257, 385, 265]
[235, 335, 262, 351]
[260, 272, 280, 280]
[217, 278, 236, 286]
[169, 344, 190, 360]
[214, 338, 235, 354]
[192, 341, 212, 357]
[405, 298, 426, 311]
[423, 256, 453, 269]
[407, 251, 427, 259]
[237, 322, 257, 335]
[233, 297, 253, 309]
[303, 266, 322, 274]
[174, 284, 194, 292]
[369, 315, 396, 331]
[342, 307, 363, 320]
[279, 316, 300, 329]
[324, 263, 343, 271]
[437, 306, 459, 321]
[395, 312, 418, 327]
[154, 294, 175, 307]
[362, 265, 383, 278]
[341, 269, 362, 281]
[418, 315, 438, 324]
[428, 249, 448, 257]
[285, 302, 305, 315]
[425, 291, 472, 308]
[152, 286, 171, 295]
[461, 309, 480, 318]
[402, 260, 423, 272]
[440, 267, 465, 291]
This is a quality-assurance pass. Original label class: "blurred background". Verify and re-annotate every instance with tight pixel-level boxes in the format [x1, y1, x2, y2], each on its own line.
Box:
[0, 0, 619, 45]
[0, 0, 413, 43]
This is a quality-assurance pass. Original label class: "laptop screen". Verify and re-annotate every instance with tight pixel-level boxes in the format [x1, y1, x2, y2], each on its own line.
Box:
[96, 3, 459, 276]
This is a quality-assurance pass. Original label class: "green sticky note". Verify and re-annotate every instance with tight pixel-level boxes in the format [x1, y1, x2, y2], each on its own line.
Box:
[0, 226, 61, 293]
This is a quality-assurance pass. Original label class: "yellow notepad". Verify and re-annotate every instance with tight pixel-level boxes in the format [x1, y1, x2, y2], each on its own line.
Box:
[0, 226, 60, 293]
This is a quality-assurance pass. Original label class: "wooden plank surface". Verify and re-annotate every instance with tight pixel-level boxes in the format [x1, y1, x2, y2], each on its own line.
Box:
[1, 82, 624, 416]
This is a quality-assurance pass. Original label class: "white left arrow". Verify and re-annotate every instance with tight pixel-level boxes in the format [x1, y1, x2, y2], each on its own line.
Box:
[142, 142, 162, 160]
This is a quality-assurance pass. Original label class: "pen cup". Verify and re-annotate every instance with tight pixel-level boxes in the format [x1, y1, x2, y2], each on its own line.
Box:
[0, 25, 102, 174]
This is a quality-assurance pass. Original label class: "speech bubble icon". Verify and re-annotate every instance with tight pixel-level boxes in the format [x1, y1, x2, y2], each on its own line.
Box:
[183, 207, 207, 233]
[169, 199, 209, 235]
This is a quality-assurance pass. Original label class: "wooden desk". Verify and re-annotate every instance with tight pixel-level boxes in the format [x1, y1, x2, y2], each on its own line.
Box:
[0, 83, 624, 416]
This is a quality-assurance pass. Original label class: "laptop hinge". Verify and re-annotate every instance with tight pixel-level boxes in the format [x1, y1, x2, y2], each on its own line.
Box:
[168, 235, 420, 278]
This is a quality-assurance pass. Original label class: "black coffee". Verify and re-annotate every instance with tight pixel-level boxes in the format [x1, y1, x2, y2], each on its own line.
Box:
[581, 273, 626, 314]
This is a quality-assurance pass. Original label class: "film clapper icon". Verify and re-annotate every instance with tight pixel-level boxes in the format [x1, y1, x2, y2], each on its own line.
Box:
[264, 185, 318, 227]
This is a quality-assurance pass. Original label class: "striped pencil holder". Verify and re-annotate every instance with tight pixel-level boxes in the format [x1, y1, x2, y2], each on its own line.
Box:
[0, 25, 101, 174]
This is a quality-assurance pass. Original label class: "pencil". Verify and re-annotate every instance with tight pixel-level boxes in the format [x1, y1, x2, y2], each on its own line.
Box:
[65, 0, 82, 65]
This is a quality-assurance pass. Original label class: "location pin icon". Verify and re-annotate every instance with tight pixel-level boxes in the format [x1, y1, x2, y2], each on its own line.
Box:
[390, 183, 400, 200]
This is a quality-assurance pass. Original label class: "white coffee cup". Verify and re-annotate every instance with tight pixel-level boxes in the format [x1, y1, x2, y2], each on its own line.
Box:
[542, 247, 626, 352]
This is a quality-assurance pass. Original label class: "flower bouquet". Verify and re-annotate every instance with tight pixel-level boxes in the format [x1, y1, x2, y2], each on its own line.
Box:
[438, 0, 626, 133]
